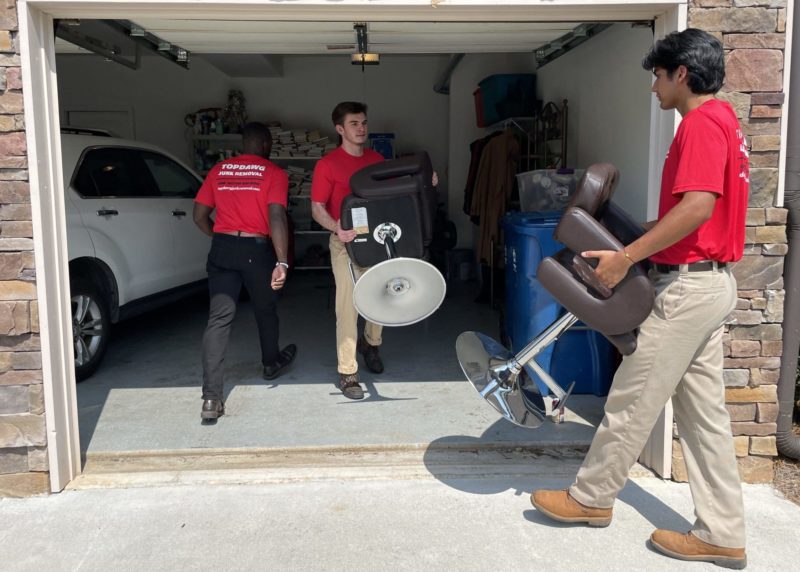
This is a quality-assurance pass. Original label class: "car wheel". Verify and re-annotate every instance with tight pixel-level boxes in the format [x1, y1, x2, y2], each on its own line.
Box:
[70, 279, 110, 382]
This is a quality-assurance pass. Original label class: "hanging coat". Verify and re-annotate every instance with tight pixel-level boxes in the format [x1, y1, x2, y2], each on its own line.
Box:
[469, 129, 519, 264]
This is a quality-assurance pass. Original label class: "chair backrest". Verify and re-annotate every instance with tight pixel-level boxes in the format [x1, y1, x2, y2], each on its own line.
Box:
[349, 152, 436, 245]
[536, 163, 655, 355]
[341, 152, 436, 267]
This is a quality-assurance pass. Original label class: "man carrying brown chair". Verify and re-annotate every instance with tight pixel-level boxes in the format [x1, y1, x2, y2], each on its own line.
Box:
[531, 29, 749, 570]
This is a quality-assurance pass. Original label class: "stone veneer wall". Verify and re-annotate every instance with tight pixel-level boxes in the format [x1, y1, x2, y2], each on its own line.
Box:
[0, 0, 793, 495]
[0, 0, 48, 497]
[670, 0, 791, 484]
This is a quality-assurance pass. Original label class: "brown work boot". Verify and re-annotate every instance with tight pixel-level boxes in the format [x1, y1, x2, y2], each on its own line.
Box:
[357, 335, 384, 374]
[530, 489, 613, 527]
[338, 372, 364, 400]
[650, 530, 747, 569]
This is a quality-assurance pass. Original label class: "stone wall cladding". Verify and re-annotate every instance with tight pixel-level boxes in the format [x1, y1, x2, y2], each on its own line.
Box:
[0, 0, 49, 497]
[672, 1, 788, 484]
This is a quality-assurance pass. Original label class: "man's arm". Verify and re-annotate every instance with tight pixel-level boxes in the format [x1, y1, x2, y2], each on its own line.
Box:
[193, 202, 214, 237]
[311, 202, 357, 243]
[583, 191, 717, 288]
[268, 203, 289, 291]
[269, 203, 289, 263]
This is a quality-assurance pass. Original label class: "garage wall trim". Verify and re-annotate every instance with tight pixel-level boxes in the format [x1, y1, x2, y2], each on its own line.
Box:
[18, 0, 684, 492]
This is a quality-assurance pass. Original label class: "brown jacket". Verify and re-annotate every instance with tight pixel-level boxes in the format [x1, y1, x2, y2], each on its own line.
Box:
[469, 129, 519, 263]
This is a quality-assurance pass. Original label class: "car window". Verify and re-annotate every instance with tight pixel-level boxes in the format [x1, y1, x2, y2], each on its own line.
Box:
[141, 151, 201, 198]
[73, 147, 159, 198]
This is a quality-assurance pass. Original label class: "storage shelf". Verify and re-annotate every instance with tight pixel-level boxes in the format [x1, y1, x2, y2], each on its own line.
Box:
[274, 156, 323, 161]
[191, 133, 241, 141]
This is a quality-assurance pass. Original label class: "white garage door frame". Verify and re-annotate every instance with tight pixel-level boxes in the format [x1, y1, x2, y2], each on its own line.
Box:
[19, 0, 686, 492]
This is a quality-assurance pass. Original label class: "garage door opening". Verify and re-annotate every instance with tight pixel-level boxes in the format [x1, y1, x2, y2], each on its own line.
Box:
[20, 2, 685, 490]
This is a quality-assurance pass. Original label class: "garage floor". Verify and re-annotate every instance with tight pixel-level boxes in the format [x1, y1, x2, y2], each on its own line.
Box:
[76, 272, 606, 457]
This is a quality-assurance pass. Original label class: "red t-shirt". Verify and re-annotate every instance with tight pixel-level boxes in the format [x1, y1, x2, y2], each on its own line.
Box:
[651, 99, 749, 264]
[311, 146, 384, 220]
[195, 154, 288, 236]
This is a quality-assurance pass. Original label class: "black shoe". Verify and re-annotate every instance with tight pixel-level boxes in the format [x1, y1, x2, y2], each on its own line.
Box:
[201, 399, 224, 420]
[357, 336, 384, 374]
[263, 344, 297, 380]
[338, 372, 364, 400]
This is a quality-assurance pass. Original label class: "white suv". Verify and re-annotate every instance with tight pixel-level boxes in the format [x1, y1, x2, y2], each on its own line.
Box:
[62, 131, 210, 380]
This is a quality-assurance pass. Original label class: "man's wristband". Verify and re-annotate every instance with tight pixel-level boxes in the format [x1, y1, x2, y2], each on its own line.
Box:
[622, 248, 635, 264]
[276, 261, 289, 269]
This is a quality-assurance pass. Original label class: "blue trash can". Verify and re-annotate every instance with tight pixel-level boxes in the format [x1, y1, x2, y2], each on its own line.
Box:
[502, 211, 614, 397]
[551, 328, 615, 396]
[503, 212, 563, 396]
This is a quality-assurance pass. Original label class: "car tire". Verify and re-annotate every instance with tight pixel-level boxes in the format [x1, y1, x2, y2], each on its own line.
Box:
[70, 278, 110, 382]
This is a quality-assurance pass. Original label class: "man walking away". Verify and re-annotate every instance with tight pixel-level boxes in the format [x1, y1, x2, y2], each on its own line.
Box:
[194, 122, 297, 420]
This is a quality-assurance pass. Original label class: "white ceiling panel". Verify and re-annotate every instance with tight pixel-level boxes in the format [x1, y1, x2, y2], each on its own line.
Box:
[55, 18, 595, 55]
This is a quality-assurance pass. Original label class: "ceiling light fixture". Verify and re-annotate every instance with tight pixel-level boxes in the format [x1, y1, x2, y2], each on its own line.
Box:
[351, 53, 380, 65]
[352, 22, 379, 72]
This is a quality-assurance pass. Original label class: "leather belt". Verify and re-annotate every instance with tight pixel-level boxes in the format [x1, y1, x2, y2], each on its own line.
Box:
[653, 261, 727, 273]
[218, 231, 268, 238]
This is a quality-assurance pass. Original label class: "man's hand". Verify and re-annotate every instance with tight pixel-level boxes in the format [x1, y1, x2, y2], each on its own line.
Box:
[432, 171, 439, 187]
[335, 219, 358, 243]
[271, 265, 287, 290]
[580, 249, 634, 290]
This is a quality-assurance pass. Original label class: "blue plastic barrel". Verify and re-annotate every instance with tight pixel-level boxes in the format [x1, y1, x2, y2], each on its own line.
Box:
[551, 328, 614, 396]
[502, 211, 614, 397]
[503, 212, 563, 396]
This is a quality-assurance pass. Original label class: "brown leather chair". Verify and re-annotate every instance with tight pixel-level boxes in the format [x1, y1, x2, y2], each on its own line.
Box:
[457, 164, 655, 428]
[537, 163, 655, 356]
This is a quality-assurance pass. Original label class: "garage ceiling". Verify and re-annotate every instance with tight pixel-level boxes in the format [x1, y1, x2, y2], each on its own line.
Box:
[54, 19, 601, 56]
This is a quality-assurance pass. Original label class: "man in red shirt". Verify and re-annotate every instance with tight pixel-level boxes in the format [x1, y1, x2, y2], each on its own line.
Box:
[193, 122, 297, 420]
[531, 30, 749, 568]
[311, 102, 386, 400]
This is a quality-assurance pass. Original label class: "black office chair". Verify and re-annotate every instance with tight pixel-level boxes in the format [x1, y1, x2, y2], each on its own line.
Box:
[340, 152, 446, 327]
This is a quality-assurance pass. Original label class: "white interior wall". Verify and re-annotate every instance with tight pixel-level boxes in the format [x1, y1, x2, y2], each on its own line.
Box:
[57, 24, 653, 249]
[55, 53, 451, 188]
[536, 23, 654, 220]
[447, 53, 536, 249]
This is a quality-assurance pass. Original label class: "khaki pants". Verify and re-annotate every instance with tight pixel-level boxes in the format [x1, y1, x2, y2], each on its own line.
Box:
[569, 266, 745, 549]
[330, 235, 383, 375]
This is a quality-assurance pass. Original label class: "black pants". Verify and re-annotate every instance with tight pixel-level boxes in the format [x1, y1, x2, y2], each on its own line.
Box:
[201, 233, 279, 400]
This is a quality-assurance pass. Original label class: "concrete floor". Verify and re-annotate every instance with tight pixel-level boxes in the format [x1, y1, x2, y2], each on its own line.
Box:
[4, 477, 799, 571]
[76, 273, 606, 461]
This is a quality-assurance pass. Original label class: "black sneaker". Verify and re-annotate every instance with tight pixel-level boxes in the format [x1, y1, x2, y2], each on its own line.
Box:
[357, 336, 384, 374]
[263, 344, 297, 380]
[338, 373, 364, 400]
[201, 399, 225, 420]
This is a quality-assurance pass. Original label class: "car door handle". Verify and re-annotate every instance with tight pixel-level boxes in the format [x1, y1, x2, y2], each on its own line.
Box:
[172, 209, 187, 217]
[96, 209, 118, 216]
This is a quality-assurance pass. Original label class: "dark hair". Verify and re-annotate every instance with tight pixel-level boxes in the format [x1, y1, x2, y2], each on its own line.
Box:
[332, 101, 368, 126]
[241, 122, 272, 146]
[642, 28, 725, 94]
[241, 122, 272, 155]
